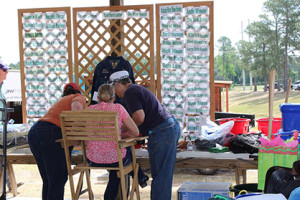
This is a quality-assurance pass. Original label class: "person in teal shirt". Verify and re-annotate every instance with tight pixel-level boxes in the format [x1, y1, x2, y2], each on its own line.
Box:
[0, 63, 10, 103]
[0, 63, 11, 190]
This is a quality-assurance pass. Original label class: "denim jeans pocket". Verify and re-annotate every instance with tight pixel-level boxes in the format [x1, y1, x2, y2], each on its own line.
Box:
[160, 123, 177, 145]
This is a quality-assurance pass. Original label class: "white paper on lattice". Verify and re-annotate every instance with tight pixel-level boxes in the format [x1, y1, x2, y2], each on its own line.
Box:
[77, 11, 99, 20]
[160, 14, 183, 23]
[186, 31, 210, 41]
[126, 10, 149, 19]
[160, 4, 183, 15]
[186, 55, 209, 63]
[185, 45, 209, 56]
[162, 68, 185, 77]
[161, 30, 185, 39]
[186, 105, 210, 116]
[185, 15, 208, 31]
[161, 39, 184, 47]
[186, 15, 208, 24]
[161, 61, 187, 70]
[162, 54, 185, 63]
[185, 34, 209, 46]
[161, 84, 185, 94]
[186, 68, 209, 83]
[161, 75, 185, 87]
[102, 11, 125, 19]
[186, 62, 208, 69]
[184, 6, 209, 16]
[160, 14, 183, 29]
[161, 46, 184, 56]
[162, 92, 185, 105]
[186, 98, 209, 109]
[168, 108, 185, 116]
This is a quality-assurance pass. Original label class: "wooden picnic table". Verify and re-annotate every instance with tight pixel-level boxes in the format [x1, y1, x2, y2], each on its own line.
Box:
[1, 147, 258, 196]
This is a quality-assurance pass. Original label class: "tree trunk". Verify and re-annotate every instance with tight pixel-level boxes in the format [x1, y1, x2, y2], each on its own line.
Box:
[242, 69, 245, 90]
[263, 44, 267, 92]
[254, 76, 257, 92]
[250, 72, 253, 91]
[284, 43, 288, 91]
[277, 63, 281, 92]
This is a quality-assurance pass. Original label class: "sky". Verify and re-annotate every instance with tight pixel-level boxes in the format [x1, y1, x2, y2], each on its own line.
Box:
[0, 0, 265, 64]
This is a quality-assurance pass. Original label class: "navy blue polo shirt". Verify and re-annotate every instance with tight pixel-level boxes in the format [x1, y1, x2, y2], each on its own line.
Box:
[124, 84, 172, 135]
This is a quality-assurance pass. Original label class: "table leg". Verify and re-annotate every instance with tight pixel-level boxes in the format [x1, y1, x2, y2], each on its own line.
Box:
[7, 162, 17, 196]
[235, 169, 240, 185]
[242, 170, 247, 184]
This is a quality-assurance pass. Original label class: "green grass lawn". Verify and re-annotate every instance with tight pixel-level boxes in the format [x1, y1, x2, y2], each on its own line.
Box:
[223, 85, 300, 119]
[219, 85, 300, 133]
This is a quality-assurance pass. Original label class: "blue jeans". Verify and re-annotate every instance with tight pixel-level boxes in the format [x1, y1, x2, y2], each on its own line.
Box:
[28, 121, 71, 200]
[147, 117, 181, 200]
[87, 147, 147, 200]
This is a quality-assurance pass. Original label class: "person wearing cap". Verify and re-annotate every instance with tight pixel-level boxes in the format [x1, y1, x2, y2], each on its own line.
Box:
[87, 83, 149, 199]
[28, 83, 86, 200]
[110, 71, 181, 200]
[0, 63, 11, 190]
[0, 63, 10, 103]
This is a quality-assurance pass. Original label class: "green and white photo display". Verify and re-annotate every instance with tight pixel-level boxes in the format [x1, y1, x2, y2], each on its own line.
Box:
[159, 4, 210, 132]
[21, 11, 70, 123]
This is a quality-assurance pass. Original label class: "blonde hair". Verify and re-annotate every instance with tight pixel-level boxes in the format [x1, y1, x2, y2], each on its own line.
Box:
[98, 84, 115, 102]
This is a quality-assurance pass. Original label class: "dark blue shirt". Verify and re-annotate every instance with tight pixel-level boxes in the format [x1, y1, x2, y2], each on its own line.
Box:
[90, 56, 135, 106]
[124, 84, 172, 135]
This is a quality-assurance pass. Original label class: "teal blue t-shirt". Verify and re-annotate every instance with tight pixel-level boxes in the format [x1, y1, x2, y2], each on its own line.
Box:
[289, 187, 300, 200]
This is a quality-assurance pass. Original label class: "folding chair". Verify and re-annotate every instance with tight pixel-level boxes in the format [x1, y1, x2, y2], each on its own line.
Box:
[60, 110, 147, 200]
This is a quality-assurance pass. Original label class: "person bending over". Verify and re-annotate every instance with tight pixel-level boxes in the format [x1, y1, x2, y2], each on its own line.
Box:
[28, 83, 86, 200]
[86, 83, 148, 200]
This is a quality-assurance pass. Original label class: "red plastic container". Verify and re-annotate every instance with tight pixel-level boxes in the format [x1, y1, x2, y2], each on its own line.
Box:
[216, 118, 251, 135]
[256, 117, 282, 137]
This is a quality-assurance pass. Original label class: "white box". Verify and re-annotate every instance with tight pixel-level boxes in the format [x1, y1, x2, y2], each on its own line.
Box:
[177, 182, 232, 200]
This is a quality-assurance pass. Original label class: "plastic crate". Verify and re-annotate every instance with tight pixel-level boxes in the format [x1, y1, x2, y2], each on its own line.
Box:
[280, 103, 300, 132]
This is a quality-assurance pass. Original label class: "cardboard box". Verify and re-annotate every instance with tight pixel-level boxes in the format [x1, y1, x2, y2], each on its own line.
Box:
[177, 182, 232, 200]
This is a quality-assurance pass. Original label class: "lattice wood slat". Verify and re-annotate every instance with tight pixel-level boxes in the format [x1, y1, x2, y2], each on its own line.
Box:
[73, 5, 154, 105]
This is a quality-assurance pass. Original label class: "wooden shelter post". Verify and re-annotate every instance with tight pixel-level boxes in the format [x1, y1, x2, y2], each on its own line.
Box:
[110, 0, 123, 57]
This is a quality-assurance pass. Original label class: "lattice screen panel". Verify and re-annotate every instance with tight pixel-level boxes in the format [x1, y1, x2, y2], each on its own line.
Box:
[73, 5, 154, 104]
[18, 7, 73, 123]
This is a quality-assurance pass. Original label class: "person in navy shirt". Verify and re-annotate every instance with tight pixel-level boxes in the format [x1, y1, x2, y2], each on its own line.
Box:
[109, 71, 181, 200]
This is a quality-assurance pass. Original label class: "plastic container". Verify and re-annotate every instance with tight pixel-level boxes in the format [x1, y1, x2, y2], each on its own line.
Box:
[275, 129, 299, 142]
[280, 103, 300, 132]
[230, 183, 262, 197]
[216, 118, 250, 135]
[256, 118, 282, 137]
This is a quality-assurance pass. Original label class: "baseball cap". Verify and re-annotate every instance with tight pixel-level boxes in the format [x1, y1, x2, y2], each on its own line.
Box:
[109, 71, 129, 83]
[63, 82, 80, 91]
[0, 63, 11, 71]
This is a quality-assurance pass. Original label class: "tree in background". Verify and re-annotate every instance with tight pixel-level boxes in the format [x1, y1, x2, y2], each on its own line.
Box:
[263, 0, 300, 91]
[215, 36, 238, 81]
[246, 20, 275, 92]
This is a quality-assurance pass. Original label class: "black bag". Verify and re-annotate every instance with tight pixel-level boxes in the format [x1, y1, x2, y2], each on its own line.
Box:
[229, 133, 261, 154]
[194, 136, 224, 151]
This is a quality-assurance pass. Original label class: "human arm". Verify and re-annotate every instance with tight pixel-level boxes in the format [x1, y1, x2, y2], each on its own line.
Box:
[121, 116, 139, 138]
[71, 100, 84, 111]
[131, 109, 145, 126]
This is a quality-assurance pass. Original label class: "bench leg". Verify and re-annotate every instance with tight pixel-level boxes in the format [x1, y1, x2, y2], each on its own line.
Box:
[0, 162, 17, 196]
[7, 162, 18, 196]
